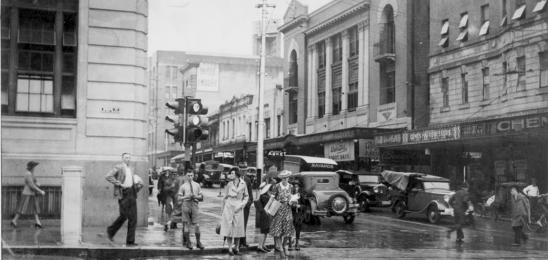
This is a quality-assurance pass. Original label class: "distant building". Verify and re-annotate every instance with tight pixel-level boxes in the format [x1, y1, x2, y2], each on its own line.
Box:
[252, 20, 283, 57]
[148, 51, 283, 166]
[1, 0, 149, 226]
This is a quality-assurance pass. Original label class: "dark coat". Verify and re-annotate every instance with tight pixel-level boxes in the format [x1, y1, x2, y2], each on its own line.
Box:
[243, 176, 254, 208]
[255, 193, 272, 234]
[511, 193, 530, 227]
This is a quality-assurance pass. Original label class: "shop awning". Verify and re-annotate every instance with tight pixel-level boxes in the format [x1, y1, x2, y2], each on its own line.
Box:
[170, 153, 188, 163]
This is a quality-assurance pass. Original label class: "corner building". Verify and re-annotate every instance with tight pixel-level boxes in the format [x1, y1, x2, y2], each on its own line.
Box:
[1, 0, 149, 226]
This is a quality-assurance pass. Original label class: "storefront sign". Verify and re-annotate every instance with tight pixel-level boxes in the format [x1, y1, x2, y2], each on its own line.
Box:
[404, 126, 461, 144]
[324, 141, 355, 162]
[215, 152, 234, 158]
[265, 150, 286, 159]
[374, 132, 402, 146]
[462, 113, 548, 138]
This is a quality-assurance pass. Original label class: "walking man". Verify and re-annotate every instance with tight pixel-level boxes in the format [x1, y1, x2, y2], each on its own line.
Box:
[178, 170, 204, 250]
[447, 183, 473, 243]
[511, 186, 530, 246]
[239, 170, 254, 248]
[105, 153, 143, 246]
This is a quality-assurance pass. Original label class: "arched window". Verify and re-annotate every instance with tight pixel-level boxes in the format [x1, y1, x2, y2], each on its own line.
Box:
[380, 5, 395, 54]
[288, 50, 298, 124]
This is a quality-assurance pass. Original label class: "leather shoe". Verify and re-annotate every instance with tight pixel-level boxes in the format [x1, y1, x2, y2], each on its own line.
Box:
[126, 243, 138, 247]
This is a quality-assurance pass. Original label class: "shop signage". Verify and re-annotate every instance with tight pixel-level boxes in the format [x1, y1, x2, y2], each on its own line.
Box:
[214, 152, 234, 158]
[324, 141, 355, 161]
[374, 132, 402, 146]
[265, 150, 286, 159]
[462, 113, 548, 138]
[359, 139, 379, 159]
[404, 126, 461, 144]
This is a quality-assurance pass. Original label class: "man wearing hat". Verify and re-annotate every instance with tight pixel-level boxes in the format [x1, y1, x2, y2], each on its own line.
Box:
[105, 153, 143, 246]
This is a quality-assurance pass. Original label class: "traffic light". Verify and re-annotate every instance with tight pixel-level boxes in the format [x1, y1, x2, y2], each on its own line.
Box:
[165, 98, 185, 143]
[185, 99, 209, 143]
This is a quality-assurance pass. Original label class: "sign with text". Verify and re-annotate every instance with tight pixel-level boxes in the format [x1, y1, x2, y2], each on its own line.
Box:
[324, 141, 355, 162]
[404, 125, 461, 144]
[197, 63, 219, 92]
[462, 113, 548, 138]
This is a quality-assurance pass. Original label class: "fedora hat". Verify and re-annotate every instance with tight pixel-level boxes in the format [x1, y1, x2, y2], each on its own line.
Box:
[27, 161, 39, 170]
[259, 182, 272, 195]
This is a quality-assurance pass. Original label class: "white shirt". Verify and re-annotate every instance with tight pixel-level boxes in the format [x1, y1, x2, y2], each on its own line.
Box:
[523, 185, 539, 197]
[121, 165, 133, 188]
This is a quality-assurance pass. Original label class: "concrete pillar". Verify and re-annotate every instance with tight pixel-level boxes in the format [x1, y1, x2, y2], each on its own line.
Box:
[359, 22, 369, 109]
[61, 166, 84, 246]
[311, 45, 318, 118]
[341, 30, 350, 112]
[307, 46, 313, 119]
[325, 39, 333, 116]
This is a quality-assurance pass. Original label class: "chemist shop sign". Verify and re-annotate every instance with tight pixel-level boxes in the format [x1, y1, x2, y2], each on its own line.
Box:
[461, 113, 548, 138]
[324, 141, 355, 162]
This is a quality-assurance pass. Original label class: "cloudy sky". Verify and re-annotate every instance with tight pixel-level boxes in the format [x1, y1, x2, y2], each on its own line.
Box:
[148, 0, 332, 56]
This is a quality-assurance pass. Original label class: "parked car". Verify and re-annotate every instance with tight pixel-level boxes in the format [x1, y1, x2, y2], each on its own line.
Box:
[381, 170, 455, 224]
[284, 155, 358, 224]
[200, 161, 236, 188]
[337, 170, 391, 212]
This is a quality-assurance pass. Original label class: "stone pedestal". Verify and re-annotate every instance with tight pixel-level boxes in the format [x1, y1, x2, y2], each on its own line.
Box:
[61, 166, 84, 246]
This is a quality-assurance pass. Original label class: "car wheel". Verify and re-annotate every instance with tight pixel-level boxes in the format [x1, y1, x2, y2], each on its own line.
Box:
[427, 205, 441, 224]
[394, 200, 407, 218]
[359, 198, 370, 212]
[328, 195, 349, 215]
[343, 214, 355, 224]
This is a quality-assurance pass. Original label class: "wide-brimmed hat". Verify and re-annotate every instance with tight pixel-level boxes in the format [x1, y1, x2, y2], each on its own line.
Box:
[27, 161, 39, 170]
[259, 182, 272, 195]
[278, 170, 292, 179]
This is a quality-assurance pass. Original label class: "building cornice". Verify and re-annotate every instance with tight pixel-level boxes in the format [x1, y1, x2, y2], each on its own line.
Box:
[305, 2, 368, 36]
[278, 15, 309, 33]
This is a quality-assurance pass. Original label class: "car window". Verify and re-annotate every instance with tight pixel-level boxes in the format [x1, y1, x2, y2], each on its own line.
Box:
[317, 178, 330, 184]
[423, 182, 450, 190]
[359, 175, 380, 183]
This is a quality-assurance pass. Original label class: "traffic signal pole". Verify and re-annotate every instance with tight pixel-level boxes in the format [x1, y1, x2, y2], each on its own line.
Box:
[256, 0, 275, 181]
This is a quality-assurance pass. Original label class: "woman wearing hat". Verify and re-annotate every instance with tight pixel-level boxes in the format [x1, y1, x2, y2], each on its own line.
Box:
[255, 181, 273, 253]
[11, 161, 46, 228]
[269, 170, 295, 257]
[220, 168, 249, 255]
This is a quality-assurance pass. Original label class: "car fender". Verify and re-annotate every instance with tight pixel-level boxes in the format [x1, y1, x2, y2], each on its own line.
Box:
[312, 189, 352, 210]
[419, 200, 448, 213]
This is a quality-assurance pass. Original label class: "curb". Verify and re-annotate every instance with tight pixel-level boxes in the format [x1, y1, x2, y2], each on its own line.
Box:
[3, 245, 259, 258]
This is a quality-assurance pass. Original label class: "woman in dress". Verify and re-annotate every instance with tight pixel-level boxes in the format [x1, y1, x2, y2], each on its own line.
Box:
[220, 168, 249, 255]
[255, 181, 273, 253]
[11, 161, 46, 228]
[269, 170, 295, 257]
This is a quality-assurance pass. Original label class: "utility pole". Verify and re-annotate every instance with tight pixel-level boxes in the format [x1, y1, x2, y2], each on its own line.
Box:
[256, 0, 275, 180]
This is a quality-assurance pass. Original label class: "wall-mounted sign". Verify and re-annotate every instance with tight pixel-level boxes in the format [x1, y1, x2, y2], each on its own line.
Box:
[324, 141, 355, 162]
[377, 103, 397, 122]
[214, 151, 234, 158]
[462, 113, 548, 138]
[404, 125, 461, 144]
[197, 63, 219, 92]
[266, 150, 286, 158]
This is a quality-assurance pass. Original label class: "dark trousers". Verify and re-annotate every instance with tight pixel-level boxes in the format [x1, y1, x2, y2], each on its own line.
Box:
[107, 189, 137, 244]
[241, 205, 251, 244]
[448, 211, 465, 240]
[513, 226, 528, 244]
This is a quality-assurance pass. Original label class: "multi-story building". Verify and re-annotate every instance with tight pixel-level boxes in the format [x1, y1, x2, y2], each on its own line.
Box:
[148, 51, 283, 167]
[274, 0, 429, 170]
[375, 0, 548, 191]
[1, 0, 149, 226]
[252, 20, 283, 57]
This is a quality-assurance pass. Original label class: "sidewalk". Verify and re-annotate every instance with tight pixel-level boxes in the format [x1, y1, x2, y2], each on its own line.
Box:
[2, 188, 265, 258]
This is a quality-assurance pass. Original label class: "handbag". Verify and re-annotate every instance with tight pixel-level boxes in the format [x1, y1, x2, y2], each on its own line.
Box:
[215, 223, 221, 235]
[265, 198, 281, 216]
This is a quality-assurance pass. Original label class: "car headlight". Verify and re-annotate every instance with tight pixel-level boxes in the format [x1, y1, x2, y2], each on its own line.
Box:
[373, 186, 379, 193]
[444, 194, 451, 204]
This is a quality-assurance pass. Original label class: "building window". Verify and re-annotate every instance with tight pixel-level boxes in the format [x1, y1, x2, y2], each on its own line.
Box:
[288, 92, 298, 124]
[441, 77, 449, 107]
[540, 52, 548, 88]
[2, 3, 78, 117]
[456, 12, 468, 42]
[317, 41, 326, 69]
[265, 118, 270, 139]
[482, 67, 490, 100]
[332, 67, 342, 115]
[533, 0, 547, 13]
[248, 122, 252, 141]
[502, 61, 508, 95]
[380, 5, 395, 54]
[318, 69, 326, 118]
[348, 26, 359, 57]
[439, 19, 449, 48]
[380, 61, 395, 104]
[461, 73, 468, 104]
[512, 0, 526, 20]
[277, 115, 281, 136]
[288, 50, 298, 87]
[479, 5, 490, 36]
[517, 56, 526, 90]
[232, 118, 235, 139]
[501, 0, 508, 26]
[348, 83, 358, 112]
[332, 34, 342, 63]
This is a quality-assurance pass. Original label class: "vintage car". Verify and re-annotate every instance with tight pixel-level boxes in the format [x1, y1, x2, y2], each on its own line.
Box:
[200, 161, 236, 188]
[337, 170, 391, 212]
[381, 170, 455, 224]
[284, 155, 359, 224]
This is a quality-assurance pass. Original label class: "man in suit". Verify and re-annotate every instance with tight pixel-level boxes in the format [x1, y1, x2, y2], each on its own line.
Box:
[240, 170, 254, 248]
[105, 153, 143, 246]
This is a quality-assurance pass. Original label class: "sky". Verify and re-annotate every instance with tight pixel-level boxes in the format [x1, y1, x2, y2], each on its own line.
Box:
[148, 0, 332, 56]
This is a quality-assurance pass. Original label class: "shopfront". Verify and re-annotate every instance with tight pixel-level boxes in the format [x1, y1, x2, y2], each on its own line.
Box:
[375, 112, 548, 193]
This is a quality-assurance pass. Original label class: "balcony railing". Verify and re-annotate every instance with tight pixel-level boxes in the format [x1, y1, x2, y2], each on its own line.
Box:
[373, 42, 396, 63]
[284, 77, 299, 93]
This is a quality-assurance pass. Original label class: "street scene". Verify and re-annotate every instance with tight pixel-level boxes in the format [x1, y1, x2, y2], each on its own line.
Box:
[2, 0, 548, 259]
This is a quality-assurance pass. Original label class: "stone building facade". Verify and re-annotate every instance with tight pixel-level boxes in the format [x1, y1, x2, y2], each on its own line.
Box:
[1, 0, 149, 226]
